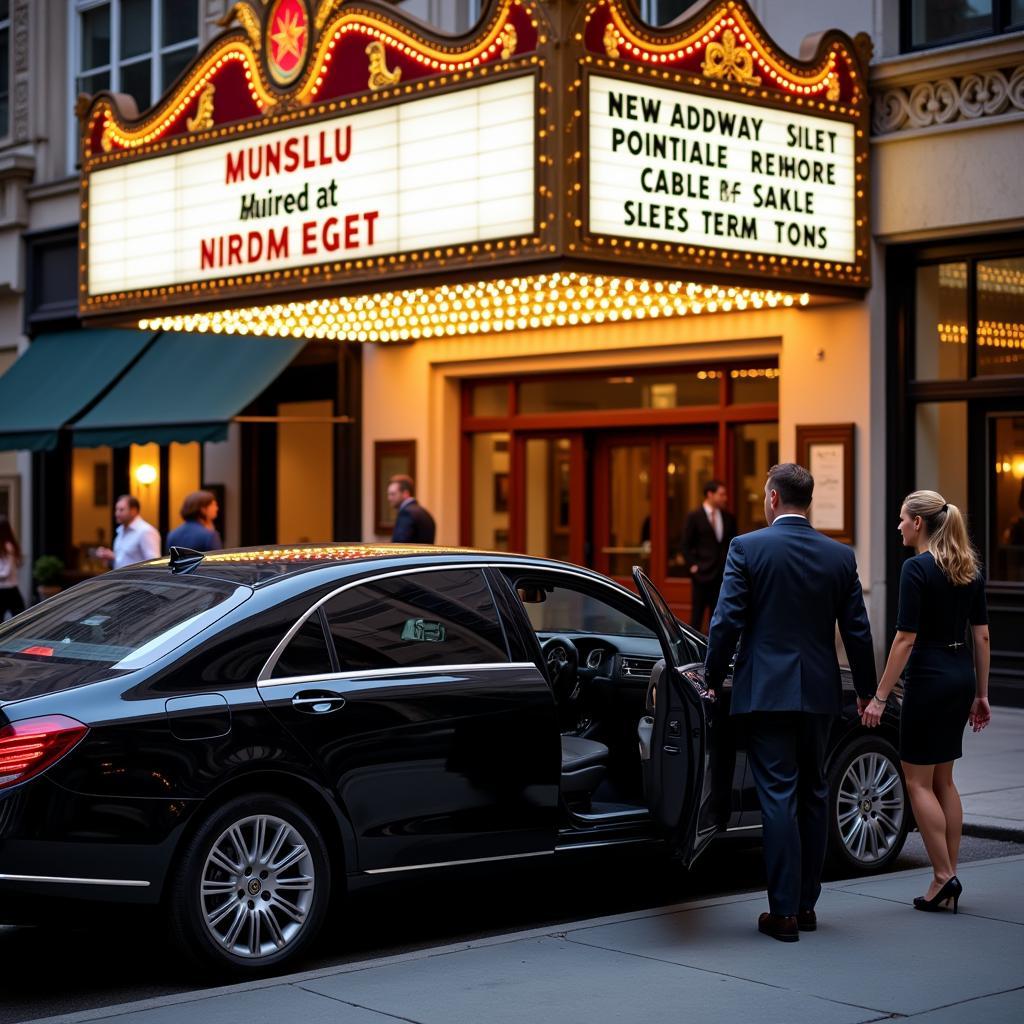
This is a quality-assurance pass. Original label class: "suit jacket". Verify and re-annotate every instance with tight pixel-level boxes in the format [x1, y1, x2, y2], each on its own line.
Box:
[704, 516, 876, 716]
[682, 506, 737, 584]
[391, 499, 436, 544]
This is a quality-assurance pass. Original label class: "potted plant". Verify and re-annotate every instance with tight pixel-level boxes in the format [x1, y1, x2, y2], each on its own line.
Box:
[33, 555, 65, 600]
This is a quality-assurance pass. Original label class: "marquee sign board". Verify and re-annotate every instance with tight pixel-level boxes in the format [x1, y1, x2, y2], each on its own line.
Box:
[588, 75, 856, 265]
[87, 76, 535, 296]
[77, 0, 871, 322]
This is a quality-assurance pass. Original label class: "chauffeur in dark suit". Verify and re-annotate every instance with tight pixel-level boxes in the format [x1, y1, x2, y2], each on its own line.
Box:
[704, 463, 876, 943]
[681, 479, 737, 632]
[387, 474, 436, 544]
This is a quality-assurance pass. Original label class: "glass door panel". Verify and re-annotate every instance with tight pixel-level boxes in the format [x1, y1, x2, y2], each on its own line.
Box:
[991, 414, 1024, 583]
[523, 436, 573, 561]
[665, 442, 715, 579]
[471, 432, 510, 551]
[603, 443, 651, 578]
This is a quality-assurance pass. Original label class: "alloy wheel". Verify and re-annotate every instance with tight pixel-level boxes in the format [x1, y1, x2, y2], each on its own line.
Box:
[199, 813, 316, 959]
[835, 751, 905, 865]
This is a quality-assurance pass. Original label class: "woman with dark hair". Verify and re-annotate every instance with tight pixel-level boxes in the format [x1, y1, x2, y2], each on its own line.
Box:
[0, 516, 25, 620]
[166, 490, 222, 553]
[861, 490, 991, 914]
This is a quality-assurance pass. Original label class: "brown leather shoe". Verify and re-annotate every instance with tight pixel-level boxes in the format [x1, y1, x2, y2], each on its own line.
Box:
[758, 912, 799, 942]
[797, 910, 817, 932]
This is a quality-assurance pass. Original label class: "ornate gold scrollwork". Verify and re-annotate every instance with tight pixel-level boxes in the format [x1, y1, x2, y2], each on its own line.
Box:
[603, 23, 620, 59]
[366, 41, 401, 90]
[217, 2, 262, 51]
[826, 76, 840, 101]
[702, 29, 761, 85]
[187, 83, 216, 132]
[315, 0, 342, 30]
[500, 23, 518, 60]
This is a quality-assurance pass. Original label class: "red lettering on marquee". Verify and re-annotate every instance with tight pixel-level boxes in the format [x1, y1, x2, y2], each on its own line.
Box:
[226, 125, 352, 184]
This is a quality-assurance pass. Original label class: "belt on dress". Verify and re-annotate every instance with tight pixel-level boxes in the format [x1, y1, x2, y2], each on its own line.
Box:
[913, 639, 968, 650]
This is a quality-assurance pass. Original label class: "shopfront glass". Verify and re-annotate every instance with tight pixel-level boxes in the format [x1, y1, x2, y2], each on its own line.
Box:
[915, 262, 968, 381]
[915, 402, 969, 514]
[603, 442, 651, 578]
[665, 441, 715, 577]
[991, 415, 1024, 582]
[524, 437, 572, 560]
[733, 423, 780, 535]
[977, 256, 1024, 377]
[519, 369, 717, 414]
[471, 432, 510, 551]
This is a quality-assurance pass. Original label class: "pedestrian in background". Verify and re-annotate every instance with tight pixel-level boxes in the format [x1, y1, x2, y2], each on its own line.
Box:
[682, 479, 736, 632]
[167, 489, 222, 553]
[96, 494, 161, 569]
[861, 489, 990, 915]
[387, 475, 436, 544]
[0, 516, 25, 621]
[704, 464, 876, 943]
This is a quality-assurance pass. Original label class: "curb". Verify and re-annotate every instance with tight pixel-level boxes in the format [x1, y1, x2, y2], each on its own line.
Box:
[962, 821, 1024, 844]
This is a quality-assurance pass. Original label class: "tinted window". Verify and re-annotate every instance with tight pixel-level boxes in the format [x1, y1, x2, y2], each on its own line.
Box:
[273, 612, 333, 679]
[0, 575, 247, 670]
[324, 569, 508, 671]
[511, 577, 655, 638]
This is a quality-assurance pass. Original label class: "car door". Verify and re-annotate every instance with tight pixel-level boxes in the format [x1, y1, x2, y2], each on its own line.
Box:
[257, 566, 559, 874]
[632, 567, 726, 866]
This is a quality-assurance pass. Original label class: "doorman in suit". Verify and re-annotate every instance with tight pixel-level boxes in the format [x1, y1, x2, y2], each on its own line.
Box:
[387, 474, 436, 544]
[681, 479, 737, 632]
[704, 463, 876, 942]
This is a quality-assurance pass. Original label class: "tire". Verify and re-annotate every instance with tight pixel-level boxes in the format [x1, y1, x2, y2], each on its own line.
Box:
[826, 734, 910, 875]
[167, 794, 331, 975]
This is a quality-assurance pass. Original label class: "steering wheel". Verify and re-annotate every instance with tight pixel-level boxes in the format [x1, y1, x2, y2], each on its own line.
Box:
[540, 635, 580, 705]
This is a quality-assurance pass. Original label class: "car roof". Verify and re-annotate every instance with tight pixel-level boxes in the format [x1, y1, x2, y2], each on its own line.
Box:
[128, 543, 620, 590]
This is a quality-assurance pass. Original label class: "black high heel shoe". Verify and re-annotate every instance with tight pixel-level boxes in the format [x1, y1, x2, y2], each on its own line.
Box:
[913, 875, 962, 914]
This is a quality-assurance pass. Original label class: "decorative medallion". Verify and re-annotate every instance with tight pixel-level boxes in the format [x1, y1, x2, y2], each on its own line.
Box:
[266, 0, 309, 86]
[366, 41, 401, 91]
[702, 28, 761, 85]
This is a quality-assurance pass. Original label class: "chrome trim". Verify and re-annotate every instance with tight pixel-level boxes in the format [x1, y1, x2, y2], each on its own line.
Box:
[554, 837, 659, 852]
[0, 873, 150, 887]
[260, 662, 539, 690]
[725, 824, 763, 833]
[363, 849, 553, 874]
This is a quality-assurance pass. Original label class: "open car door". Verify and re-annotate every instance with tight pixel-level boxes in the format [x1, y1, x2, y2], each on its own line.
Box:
[633, 567, 725, 867]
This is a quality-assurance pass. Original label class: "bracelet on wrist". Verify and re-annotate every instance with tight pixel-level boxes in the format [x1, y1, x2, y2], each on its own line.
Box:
[870, 694, 886, 706]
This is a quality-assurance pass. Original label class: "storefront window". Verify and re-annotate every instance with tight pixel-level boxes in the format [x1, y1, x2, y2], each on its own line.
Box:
[470, 382, 509, 416]
[519, 369, 717, 414]
[915, 262, 968, 381]
[524, 437, 571, 560]
[604, 443, 650, 578]
[732, 423, 780, 536]
[991, 415, 1024, 582]
[471, 432, 510, 551]
[731, 367, 780, 404]
[277, 400, 334, 544]
[915, 402, 968, 514]
[72, 446, 113, 574]
[976, 256, 1024, 377]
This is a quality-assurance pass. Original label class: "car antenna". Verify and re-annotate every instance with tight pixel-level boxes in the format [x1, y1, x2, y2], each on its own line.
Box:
[169, 546, 205, 574]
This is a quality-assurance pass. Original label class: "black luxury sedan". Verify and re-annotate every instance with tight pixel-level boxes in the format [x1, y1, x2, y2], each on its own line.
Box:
[0, 545, 908, 973]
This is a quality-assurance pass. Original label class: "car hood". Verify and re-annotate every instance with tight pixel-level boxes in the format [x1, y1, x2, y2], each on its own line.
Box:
[0, 655, 123, 706]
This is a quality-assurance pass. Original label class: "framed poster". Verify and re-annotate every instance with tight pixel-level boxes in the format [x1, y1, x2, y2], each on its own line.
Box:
[796, 424, 855, 544]
[375, 441, 417, 535]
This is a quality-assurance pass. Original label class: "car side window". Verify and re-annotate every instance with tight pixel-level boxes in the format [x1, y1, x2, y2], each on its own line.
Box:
[323, 569, 508, 671]
[509, 575, 656, 639]
[272, 610, 334, 679]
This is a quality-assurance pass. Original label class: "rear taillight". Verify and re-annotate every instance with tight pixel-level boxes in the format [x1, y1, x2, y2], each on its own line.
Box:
[0, 715, 88, 790]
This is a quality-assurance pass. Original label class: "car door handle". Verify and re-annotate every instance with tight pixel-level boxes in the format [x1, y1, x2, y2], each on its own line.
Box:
[291, 690, 346, 714]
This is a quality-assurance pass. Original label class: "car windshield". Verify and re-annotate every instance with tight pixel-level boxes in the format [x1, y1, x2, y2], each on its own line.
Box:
[0, 575, 250, 670]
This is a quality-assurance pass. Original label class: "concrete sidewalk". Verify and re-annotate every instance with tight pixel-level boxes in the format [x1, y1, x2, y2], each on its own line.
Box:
[958, 706, 1024, 840]
[32, 853, 1024, 1024]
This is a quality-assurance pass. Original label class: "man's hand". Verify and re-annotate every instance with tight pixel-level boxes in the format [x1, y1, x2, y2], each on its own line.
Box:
[95, 546, 115, 562]
[690, 564, 699, 574]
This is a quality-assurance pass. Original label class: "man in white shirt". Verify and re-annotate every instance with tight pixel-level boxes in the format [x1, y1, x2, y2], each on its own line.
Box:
[681, 479, 737, 631]
[96, 494, 161, 569]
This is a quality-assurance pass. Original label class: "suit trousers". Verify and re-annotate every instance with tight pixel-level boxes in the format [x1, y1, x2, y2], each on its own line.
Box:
[743, 711, 833, 917]
[690, 577, 722, 631]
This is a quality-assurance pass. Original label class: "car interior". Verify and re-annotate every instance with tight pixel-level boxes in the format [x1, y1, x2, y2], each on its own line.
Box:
[505, 571, 707, 827]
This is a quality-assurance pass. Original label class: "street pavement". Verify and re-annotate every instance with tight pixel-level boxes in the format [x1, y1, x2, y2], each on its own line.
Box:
[5, 706, 1022, 1024]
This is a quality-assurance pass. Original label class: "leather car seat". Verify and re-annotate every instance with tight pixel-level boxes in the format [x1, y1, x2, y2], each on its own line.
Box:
[560, 735, 609, 803]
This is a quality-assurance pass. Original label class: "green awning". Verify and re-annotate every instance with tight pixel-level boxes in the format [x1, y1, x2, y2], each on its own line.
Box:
[0, 330, 155, 451]
[72, 332, 305, 448]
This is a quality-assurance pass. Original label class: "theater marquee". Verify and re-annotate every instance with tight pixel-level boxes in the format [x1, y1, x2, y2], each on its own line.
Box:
[78, 0, 871, 323]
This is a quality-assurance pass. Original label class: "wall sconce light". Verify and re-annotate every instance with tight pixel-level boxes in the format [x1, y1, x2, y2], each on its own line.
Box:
[134, 464, 158, 486]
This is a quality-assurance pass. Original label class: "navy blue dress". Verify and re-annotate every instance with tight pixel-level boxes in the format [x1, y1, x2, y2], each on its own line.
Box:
[895, 552, 987, 765]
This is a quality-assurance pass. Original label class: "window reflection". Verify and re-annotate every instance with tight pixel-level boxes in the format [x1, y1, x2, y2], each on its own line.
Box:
[471, 432, 510, 551]
[665, 442, 715, 578]
[976, 257, 1024, 377]
[524, 438, 571, 561]
[991, 415, 1024, 583]
[916, 402, 968, 514]
[915, 263, 968, 381]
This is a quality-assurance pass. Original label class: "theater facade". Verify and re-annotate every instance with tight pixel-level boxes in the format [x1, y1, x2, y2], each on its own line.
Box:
[74, 0, 883, 634]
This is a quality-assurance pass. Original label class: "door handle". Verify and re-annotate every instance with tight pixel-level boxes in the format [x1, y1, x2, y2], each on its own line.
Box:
[291, 690, 346, 714]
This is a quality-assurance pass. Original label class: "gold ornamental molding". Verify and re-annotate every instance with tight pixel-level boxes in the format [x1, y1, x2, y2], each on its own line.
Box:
[702, 29, 761, 86]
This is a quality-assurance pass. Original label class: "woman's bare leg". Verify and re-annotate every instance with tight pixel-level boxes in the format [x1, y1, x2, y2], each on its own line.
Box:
[932, 761, 963, 875]
[903, 761, 954, 900]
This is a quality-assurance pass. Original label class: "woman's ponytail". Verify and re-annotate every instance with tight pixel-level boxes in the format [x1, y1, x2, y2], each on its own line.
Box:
[903, 490, 979, 586]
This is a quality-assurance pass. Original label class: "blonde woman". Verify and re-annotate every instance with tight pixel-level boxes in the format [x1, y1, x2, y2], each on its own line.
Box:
[861, 490, 990, 913]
